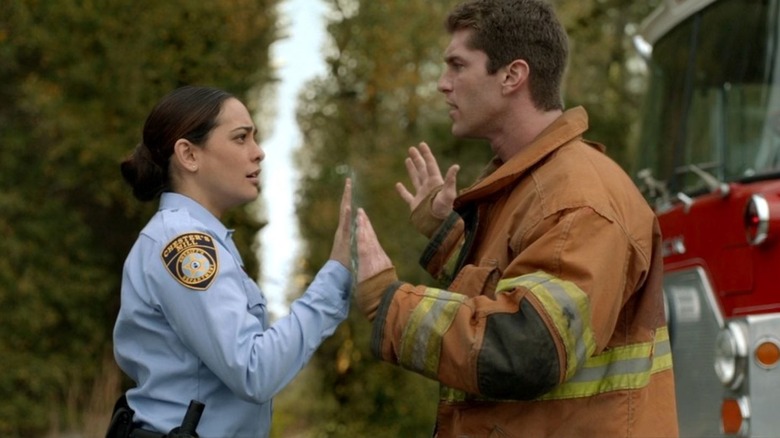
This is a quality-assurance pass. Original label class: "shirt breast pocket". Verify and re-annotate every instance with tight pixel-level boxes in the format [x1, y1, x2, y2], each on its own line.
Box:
[242, 277, 269, 330]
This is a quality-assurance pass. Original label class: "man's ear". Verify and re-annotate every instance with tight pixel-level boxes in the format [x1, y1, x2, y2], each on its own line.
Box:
[502, 59, 529, 94]
[172, 138, 199, 173]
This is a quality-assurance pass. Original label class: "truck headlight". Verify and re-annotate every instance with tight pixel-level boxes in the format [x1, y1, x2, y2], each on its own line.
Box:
[714, 322, 748, 389]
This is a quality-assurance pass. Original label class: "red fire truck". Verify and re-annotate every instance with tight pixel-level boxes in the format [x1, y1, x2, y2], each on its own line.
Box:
[632, 0, 780, 436]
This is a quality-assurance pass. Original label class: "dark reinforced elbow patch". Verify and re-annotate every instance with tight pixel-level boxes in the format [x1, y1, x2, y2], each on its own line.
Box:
[477, 300, 560, 400]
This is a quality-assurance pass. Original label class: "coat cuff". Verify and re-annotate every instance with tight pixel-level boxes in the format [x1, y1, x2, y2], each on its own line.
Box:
[356, 267, 397, 321]
[410, 185, 447, 238]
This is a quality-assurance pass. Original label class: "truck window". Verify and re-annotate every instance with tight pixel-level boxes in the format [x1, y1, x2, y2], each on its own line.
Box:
[636, 0, 780, 196]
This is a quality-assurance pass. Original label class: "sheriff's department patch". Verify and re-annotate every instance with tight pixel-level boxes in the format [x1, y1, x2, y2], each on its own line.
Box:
[161, 232, 219, 290]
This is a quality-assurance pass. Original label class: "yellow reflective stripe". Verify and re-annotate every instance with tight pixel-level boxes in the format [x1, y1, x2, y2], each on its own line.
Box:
[440, 385, 468, 402]
[438, 237, 465, 285]
[652, 327, 673, 373]
[440, 327, 673, 403]
[537, 327, 673, 400]
[496, 272, 596, 381]
[399, 288, 466, 379]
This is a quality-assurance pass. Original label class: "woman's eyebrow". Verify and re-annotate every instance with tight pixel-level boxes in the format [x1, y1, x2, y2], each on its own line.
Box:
[230, 125, 256, 133]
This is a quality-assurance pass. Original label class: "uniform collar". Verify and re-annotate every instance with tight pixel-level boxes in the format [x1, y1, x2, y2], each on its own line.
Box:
[159, 192, 234, 243]
[454, 106, 591, 209]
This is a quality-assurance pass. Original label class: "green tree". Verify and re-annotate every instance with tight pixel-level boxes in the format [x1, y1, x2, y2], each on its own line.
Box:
[555, 0, 662, 167]
[0, 1, 278, 435]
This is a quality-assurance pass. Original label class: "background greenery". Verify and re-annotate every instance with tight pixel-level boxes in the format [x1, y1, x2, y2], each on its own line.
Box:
[0, 0, 659, 436]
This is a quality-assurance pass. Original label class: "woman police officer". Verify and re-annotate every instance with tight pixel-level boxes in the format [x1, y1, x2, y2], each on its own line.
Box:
[110, 86, 353, 437]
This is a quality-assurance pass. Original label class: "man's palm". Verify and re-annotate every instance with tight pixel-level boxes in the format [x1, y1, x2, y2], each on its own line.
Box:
[395, 142, 459, 218]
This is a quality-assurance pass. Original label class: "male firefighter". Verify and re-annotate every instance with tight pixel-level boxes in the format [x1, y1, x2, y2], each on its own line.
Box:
[353, 0, 680, 436]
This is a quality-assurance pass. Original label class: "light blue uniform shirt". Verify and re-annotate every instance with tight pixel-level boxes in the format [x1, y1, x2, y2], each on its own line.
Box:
[113, 193, 351, 438]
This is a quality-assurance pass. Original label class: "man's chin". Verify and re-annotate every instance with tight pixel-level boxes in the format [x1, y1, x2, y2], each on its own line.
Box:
[451, 123, 465, 137]
[451, 124, 474, 139]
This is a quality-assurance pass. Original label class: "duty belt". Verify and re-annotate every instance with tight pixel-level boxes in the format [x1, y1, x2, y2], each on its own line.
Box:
[105, 395, 205, 438]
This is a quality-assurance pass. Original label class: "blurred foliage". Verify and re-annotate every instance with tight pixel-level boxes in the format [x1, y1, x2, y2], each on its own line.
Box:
[553, 0, 661, 167]
[0, 0, 278, 436]
[280, 0, 661, 436]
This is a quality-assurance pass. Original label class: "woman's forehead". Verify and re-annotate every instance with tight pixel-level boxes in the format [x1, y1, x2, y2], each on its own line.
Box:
[216, 98, 254, 128]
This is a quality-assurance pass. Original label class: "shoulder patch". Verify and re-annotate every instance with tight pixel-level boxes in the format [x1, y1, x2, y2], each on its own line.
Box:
[161, 232, 219, 290]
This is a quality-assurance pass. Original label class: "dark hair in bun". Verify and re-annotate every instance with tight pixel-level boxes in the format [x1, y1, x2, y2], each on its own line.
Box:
[120, 86, 233, 201]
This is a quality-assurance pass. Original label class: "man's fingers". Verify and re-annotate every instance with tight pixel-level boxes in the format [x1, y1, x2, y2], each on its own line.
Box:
[357, 208, 376, 244]
[418, 142, 443, 179]
[444, 164, 459, 186]
[395, 182, 414, 205]
[408, 147, 427, 187]
[357, 209, 383, 259]
[356, 208, 394, 283]
[404, 156, 422, 189]
[430, 164, 459, 219]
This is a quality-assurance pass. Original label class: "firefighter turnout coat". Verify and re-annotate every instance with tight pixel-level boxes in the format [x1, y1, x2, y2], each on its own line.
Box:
[362, 107, 679, 437]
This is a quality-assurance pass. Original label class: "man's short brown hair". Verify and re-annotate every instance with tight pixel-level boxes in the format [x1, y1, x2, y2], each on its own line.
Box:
[446, 0, 568, 111]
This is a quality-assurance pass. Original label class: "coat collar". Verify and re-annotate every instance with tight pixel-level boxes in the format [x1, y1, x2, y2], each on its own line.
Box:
[454, 106, 591, 208]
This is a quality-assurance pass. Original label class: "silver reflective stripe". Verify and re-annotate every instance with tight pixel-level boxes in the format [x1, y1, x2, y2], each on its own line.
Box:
[440, 327, 673, 402]
[537, 327, 673, 400]
[399, 288, 466, 379]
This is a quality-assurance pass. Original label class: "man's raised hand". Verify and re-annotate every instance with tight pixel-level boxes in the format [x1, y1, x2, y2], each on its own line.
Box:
[395, 142, 459, 219]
